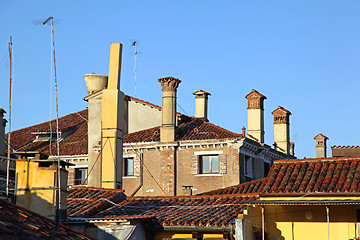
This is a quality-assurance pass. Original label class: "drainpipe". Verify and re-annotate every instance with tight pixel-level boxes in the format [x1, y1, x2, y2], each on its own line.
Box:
[326, 206, 330, 240]
[131, 153, 143, 196]
[261, 206, 265, 240]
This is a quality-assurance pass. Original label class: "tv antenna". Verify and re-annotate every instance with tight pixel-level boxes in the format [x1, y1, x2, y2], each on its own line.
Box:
[132, 41, 138, 97]
[42, 16, 62, 223]
[6, 36, 13, 199]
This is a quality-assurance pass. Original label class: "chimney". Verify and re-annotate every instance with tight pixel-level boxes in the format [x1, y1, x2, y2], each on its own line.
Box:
[290, 142, 295, 156]
[0, 108, 6, 156]
[101, 43, 124, 189]
[84, 74, 108, 187]
[245, 89, 266, 143]
[193, 90, 211, 121]
[314, 134, 328, 158]
[272, 106, 291, 154]
[159, 77, 181, 142]
[182, 185, 193, 196]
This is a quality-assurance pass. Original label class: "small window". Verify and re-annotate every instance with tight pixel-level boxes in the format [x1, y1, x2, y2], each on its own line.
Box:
[245, 155, 253, 177]
[124, 157, 134, 176]
[199, 155, 219, 174]
[75, 168, 87, 185]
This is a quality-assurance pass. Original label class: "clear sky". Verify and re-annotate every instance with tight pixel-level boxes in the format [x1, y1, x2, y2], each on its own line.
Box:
[1, 1, 359, 159]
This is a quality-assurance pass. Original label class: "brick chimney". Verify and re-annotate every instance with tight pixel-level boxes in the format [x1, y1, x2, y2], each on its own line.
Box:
[245, 89, 266, 143]
[0, 108, 6, 156]
[272, 106, 291, 154]
[193, 90, 211, 121]
[101, 43, 124, 189]
[159, 77, 181, 142]
[84, 74, 108, 187]
[314, 134, 328, 158]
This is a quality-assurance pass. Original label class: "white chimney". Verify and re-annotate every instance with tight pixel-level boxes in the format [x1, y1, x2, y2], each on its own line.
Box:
[314, 134, 328, 158]
[272, 106, 291, 155]
[193, 90, 211, 121]
[245, 89, 266, 143]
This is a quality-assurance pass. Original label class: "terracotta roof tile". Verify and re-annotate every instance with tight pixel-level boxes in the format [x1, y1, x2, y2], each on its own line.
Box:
[124, 118, 241, 143]
[6, 109, 88, 156]
[93, 194, 257, 227]
[262, 156, 360, 194]
[0, 199, 93, 239]
[67, 186, 126, 218]
[199, 178, 265, 195]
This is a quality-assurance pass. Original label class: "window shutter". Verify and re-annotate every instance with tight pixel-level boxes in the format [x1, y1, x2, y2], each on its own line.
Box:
[191, 155, 198, 174]
[134, 155, 141, 176]
[219, 154, 227, 174]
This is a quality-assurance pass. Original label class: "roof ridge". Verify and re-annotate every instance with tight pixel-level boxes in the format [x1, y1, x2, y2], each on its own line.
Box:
[274, 156, 360, 164]
[202, 120, 242, 137]
[127, 193, 258, 200]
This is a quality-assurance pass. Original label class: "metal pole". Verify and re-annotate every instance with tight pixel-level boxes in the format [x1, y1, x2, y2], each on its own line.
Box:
[6, 36, 13, 199]
[134, 42, 137, 97]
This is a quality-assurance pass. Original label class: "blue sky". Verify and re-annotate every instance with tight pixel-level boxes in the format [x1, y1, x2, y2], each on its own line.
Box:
[1, 1, 359, 158]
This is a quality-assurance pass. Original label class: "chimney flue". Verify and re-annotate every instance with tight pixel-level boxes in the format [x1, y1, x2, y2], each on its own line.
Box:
[159, 77, 181, 142]
[314, 134, 328, 158]
[245, 89, 266, 143]
[272, 106, 291, 155]
[193, 90, 211, 121]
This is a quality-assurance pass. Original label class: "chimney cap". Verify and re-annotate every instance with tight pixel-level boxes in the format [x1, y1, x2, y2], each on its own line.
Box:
[245, 89, 267, 100]
[314, 133, 329, 141]
[193, 89, 211, 96]
[158, 77, 181, 91]
[271, 106, 291, 115]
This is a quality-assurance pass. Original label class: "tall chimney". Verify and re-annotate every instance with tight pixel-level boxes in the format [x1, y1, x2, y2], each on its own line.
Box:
[245, 89, 266, 143]
[290, 142, 295, 156]
[272, 106, 291, 154]
[0, 108, 6, 156]
[159, 77, 181, 142]
[314, 134, 328, 158]
[101, 43, 124, 189]
[84, 74, 108, 187]
[193, 90, 211, 121]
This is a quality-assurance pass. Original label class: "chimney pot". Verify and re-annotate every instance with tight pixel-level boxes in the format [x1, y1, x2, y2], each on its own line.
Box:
[84, 74, 108, 95]
[272, 106, 292, 155]
[314, 134, 328, 158]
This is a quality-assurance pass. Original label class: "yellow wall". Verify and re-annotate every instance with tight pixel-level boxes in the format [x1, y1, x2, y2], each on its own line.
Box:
[16, 160, 67, 220]
[244, 204, 359, 240]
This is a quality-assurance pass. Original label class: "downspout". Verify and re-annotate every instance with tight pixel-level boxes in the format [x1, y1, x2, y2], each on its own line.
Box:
[262, 206, 265, 240]
[131, 152, 143, 196]
[326, 206, 330, 240]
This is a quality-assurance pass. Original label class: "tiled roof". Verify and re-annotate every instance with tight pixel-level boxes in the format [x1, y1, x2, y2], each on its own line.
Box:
[332, 146, 360, 149]
[261, 156, 360, 194]
[0, 199, 93, 240]
[93, 195, 257, 227]
[6, 109, 88, 156]
[124, 118, 242, 143]
[199, 178, 265, 196]
[67, 186, 126, 218]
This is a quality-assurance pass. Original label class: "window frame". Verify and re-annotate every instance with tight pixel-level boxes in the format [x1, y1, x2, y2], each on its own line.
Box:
[123, 157, 135, 177]
[194, 150, 224, 176]
[74, 167, 88, 185]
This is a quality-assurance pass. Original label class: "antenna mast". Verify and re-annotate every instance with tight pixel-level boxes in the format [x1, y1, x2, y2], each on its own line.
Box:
[43, 16, 61, 222]
[132, 41, 137, 97]
[6, 36, 13, 199]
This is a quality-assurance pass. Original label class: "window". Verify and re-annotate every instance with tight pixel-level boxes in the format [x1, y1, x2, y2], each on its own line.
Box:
[264, 161, 270, 177]
[191, 151, 226, 175]
[245, 155, 253, 177]
[75, 168, 87, 185]
[199, 155, 219, 174]
[124, 157, 134, 176]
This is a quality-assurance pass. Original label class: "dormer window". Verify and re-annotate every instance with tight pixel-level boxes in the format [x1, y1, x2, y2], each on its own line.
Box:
[32, 132, 61, 142]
